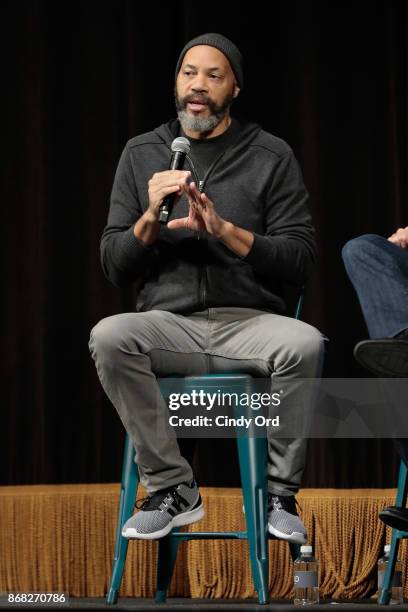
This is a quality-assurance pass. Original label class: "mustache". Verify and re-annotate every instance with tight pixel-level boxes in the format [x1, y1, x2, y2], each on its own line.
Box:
[184, 93, 211, 104]
[174, 88, 234, 119]
[180, 93, 217, 112]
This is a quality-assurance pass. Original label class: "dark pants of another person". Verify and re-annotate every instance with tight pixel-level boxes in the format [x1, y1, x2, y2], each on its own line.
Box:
[342, 234, 408, 339]
[342, 233, 408, 464]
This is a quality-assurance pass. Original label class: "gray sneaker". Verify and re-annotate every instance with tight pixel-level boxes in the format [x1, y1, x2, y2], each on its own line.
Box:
[268, 494, 307, 544]
[122, 479, 204, 540]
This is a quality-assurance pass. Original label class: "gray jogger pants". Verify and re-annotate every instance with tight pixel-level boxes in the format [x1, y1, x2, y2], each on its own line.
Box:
[89, 307, 324, 495]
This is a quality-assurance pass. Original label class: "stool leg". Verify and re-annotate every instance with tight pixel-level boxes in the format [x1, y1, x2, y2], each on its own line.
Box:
[379, 460, 408, 605]
[237, 434, 269, 605]
[379, 529, 400, 606]
[155, 534, 181, 603]
[289, 542, 301, 561]
[107, 434, 139, 605]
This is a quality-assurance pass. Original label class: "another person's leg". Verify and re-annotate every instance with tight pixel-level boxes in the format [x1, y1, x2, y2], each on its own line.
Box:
[342, 234, 408, 339]
[342, 234, 408, 376]
[343, 234, 408, 528]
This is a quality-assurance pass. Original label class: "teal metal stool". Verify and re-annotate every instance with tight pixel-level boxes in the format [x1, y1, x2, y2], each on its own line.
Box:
[378, 458, 408, 604]
[106, 373, 300, 605]
[107, 291, 304, 605]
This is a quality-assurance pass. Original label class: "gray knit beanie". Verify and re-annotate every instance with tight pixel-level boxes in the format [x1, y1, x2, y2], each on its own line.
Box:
[175, 33, 244, 90]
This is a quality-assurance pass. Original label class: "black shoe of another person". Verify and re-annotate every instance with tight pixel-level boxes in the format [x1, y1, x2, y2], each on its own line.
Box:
[354, 330, 408, 377]
[379, 506, 408, 531]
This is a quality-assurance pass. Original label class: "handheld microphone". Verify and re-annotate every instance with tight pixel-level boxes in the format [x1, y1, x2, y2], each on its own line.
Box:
[158, 137, 191, 224]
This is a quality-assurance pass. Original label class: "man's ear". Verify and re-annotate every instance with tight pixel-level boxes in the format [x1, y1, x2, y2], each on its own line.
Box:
[233, 86, 240, 98]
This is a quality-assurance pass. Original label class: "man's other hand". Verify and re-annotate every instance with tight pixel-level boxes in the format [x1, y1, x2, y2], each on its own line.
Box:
[167, 182, 227, 238]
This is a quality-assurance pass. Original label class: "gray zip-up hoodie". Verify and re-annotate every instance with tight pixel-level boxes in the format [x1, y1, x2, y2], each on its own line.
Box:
[101, 118, 316, 314]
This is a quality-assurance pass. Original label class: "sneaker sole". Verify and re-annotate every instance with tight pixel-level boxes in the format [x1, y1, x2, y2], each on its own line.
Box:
[354, 340, 408, 377]
[268, 523, 307, 544]
[122, 503, 204, 540]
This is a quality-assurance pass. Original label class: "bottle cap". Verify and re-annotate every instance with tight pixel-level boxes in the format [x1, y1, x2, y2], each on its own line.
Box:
[384, 544, 391, 553]
[301, 545, 313, 554]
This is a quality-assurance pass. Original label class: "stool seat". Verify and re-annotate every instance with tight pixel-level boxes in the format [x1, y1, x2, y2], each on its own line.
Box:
[106, 374, 300, 605]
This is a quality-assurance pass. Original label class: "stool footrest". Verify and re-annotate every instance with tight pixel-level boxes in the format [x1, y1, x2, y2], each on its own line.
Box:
[170, 531, 248, 540]
[169, 530, 287, 541]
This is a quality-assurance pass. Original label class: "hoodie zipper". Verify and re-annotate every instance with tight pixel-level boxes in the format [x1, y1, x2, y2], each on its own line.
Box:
[195, 151, 229, 309]
[197, 150, 234, 310]
[197, 179, 207, 308]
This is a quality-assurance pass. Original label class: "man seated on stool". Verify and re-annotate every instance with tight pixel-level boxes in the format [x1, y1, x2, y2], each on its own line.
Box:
[342, 227, 408, 532]
[89, 33, 324, 543]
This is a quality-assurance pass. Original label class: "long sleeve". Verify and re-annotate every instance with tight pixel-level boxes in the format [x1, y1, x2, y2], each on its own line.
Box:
[100, 143, 154, 288]
[242, 151, 316, 285]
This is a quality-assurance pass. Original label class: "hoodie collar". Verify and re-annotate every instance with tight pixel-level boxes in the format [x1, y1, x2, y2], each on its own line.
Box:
[154, 118, 262, 150]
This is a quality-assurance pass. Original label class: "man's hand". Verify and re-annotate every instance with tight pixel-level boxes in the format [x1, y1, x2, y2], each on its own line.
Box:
[133, 170, 191, 246]
[167, 182, 228, 238]
[388, 226, 408, 248]
[167, 181, 254, 257]
[147, 170, 191, 222]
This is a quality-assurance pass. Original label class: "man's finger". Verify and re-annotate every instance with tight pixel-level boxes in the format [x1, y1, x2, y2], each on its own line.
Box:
[154, 170, 191, 181]
[188, 182, 203, 205]
[200, 192, 211, 209]
[153, 184, 184, 202]
[167, 217, 189, 230]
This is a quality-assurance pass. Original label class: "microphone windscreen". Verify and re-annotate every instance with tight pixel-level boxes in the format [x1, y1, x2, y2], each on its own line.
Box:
[171, 137, 190, 155]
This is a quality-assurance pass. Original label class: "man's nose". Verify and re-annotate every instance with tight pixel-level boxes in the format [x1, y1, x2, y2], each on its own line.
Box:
[190, 73, 208, 91]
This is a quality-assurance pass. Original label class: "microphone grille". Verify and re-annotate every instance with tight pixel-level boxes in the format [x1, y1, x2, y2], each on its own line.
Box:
[171, 137, 190, 154]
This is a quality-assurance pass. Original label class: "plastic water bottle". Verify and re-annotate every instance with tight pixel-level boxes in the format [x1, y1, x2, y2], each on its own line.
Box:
[377, 544, 403, 605]
[293, 545, 319, 606]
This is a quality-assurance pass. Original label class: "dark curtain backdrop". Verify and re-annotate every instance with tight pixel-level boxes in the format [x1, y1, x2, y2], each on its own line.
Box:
[3, 1, 408, 487]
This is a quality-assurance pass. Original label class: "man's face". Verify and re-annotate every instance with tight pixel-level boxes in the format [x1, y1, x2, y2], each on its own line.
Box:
[175, 45, 239, 134]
